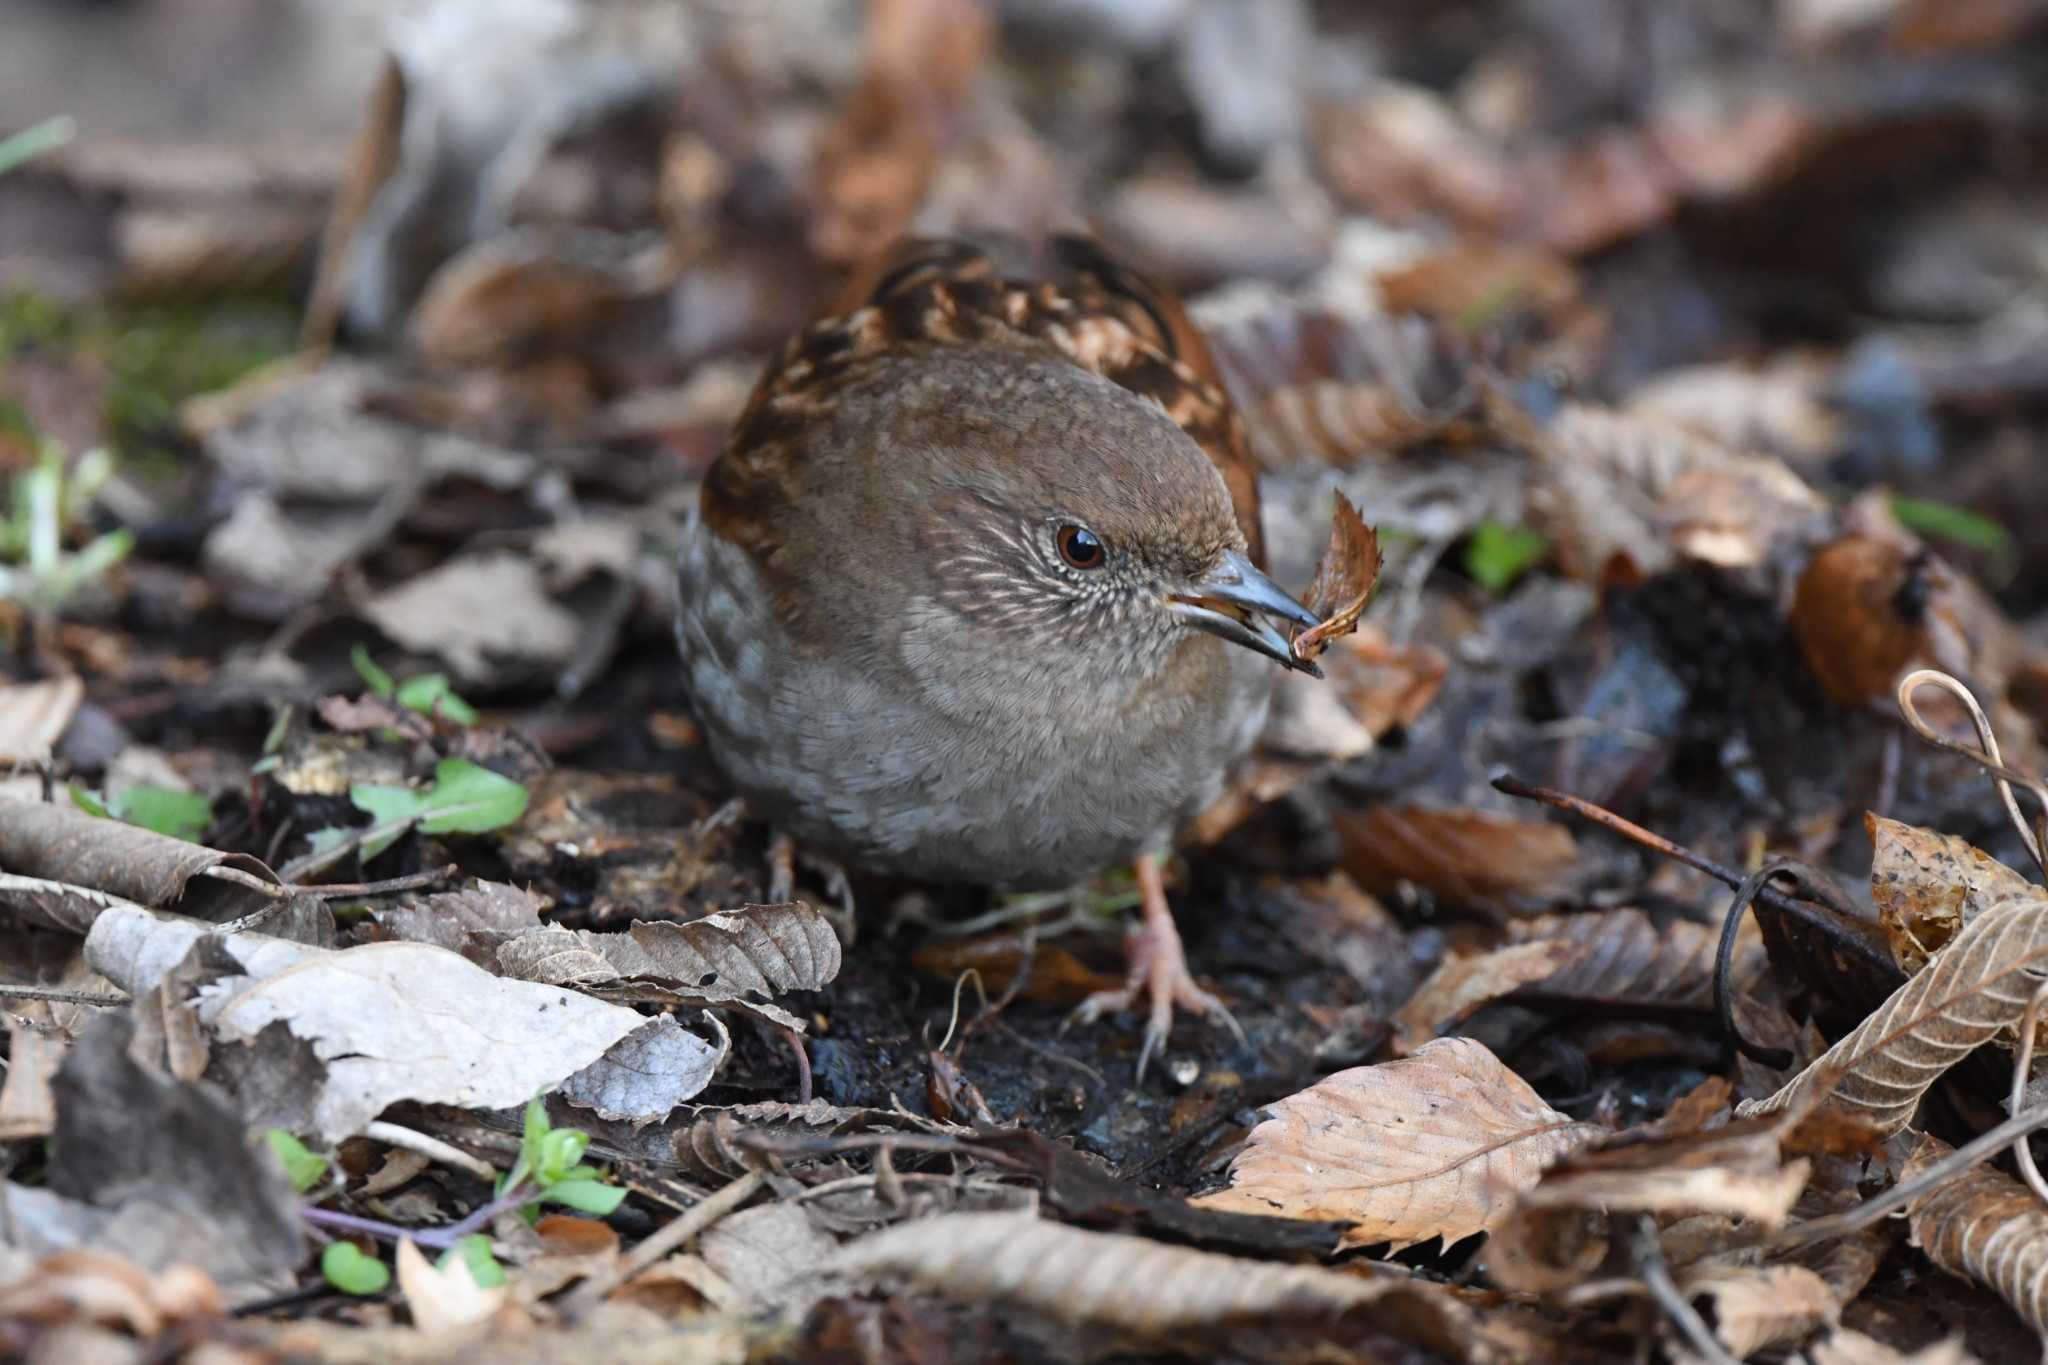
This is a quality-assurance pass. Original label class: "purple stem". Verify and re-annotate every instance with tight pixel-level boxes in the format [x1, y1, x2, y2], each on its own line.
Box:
[301, 1183, 535, 1251]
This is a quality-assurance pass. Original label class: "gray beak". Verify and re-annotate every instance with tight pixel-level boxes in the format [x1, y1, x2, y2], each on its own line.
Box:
[1169, 549, 1323, 676]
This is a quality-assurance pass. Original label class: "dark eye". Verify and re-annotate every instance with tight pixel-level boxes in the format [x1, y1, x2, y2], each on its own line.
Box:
[1056, 524, 1106, 570]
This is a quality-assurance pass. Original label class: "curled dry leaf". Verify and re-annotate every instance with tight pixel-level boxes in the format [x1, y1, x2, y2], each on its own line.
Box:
[494, 902, 841, 1033]
[1867, 814, 2039, 974]
[1337, 804, 1579, 910]
[1680, 1264, 1839, 1359]
[1486, 1115, 1810, 1294]
[1805, 1331, 1979, 1365]
[1192, 1037, 1601, 1251]
[1740, 893, 2048, 1136]
[1291, 493, 1383, 664]
[0, 798, 283, 929]
[1504, 906, 1769, 1007]
[1393, 939, 1592, 1048]
[1790, 536, 1971, 708]
[1902, 1133, 2048, 1338]
[829, 1211, 1481, 1352]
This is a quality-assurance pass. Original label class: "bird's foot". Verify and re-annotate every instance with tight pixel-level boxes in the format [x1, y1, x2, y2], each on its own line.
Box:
[766, 829, 857, 943]
[1067, 857, 1246, 1080]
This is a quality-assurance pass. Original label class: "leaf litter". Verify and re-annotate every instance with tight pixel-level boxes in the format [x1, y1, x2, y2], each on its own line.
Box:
[13, 2, 2048, 1361]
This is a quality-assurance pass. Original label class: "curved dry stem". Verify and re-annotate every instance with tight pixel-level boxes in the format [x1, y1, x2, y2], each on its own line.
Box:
[2015, 979, 2048, 1208]
[1897, 669, 2047, 880]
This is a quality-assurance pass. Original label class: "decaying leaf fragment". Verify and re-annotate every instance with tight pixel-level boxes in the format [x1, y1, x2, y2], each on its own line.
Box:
[1868, 813, 2040, 974]
[1741, 893, 2048, 1136]
[1681, 1264, 1839, 1359]
[1486, 1112, 1810, 1293]
[493, 902, 841, 1033]
[1192, 1037, 1601, 1251]
[1902, 1133, 2048, 1338]
[1393, 939, 1591, 1048]
[1291, 492, 1383, 664]
[829, 1211, 1482, 1352]
[1338, 804, 1579, 910]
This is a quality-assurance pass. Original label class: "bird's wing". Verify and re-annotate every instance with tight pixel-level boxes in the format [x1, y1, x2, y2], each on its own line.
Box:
[706, 235, 1266, 567]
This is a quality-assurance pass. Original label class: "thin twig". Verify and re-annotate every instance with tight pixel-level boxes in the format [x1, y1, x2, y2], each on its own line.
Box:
[295, 866, 462, 899]
[560, 1170, 765, 1314]
[0, 983, 129, 1007]
[198, 864, 290, 898]
[2012, 981, 2048, 1207]
[362, 1120, 498, 1183]
[1630, 1214, 1739, 1365]
[1770, 1101, 2048, 1251]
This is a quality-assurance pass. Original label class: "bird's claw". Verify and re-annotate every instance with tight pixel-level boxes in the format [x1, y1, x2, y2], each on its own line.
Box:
[1069, 940, 1246, 1082]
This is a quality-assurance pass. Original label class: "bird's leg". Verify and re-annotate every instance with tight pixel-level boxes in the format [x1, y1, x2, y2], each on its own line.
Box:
[1070, 855, 1247, 1079]
[765, 828, 857, 942]
[766, 828, 797, 904]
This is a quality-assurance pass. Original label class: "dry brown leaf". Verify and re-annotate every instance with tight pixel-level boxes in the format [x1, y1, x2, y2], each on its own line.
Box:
[494, 902, 841, 1033]
[1504, 906, 1768, 1007]
[1337, 804, 1579, 910]
[395, 1237, 507, 1335]
[1790, 536, 1971, 708]
[1394, 939, 1591, 1048]
[1868, 814, 2040, 973]
[1191, 1037, 1601, 1251]
[1291, 493, 1383, 664]
[1487, 1115, 1810, 1293]
[828, 1211, 1482, 1351]
[1322, 626, 1449, 739]
[1903, 1132, 2048, 1338]
[1680, 1264, 1838, 1358]
[1624, 359, 1841, 468]
[0, 675, 83, 764]
[1741, 893, 2048, 1135]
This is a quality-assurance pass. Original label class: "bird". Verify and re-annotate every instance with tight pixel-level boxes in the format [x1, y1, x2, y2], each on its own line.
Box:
[674, 234, 1322, 1076]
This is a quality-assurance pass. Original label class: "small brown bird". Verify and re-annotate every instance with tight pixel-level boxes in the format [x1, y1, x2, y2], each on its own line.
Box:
[675, 236, 1319, 1073]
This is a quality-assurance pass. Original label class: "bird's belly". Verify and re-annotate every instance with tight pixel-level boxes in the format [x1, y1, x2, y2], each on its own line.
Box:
[676, 523, 1266, 888]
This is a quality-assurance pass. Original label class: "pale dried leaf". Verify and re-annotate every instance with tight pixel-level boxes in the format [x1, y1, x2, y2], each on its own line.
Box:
[559, 1014, 727, 1127]
[1292, 493, 1382, 663]
[1192, 1037, 1601, 1250]
[395, 1238, 507, 1334]
[1741, 893, 2048, 1135]
[697, 1202, 841, 1313]
[195, 939, 706, 1140]
[361, 552, 582, 684]
[1624, 359, 1840, 467]
[1394, 939, 1591, 1047]
[0, 676, 82, 763]
[828, 1211, 1480, 1347]
[1680, 1264, 1838, 1358]
[1868, 814, 2040, 974]
[0, 1006, 66, 1140]
[1806, 1329, 1979, 1365]
[1903, 1133, 2048, 1338]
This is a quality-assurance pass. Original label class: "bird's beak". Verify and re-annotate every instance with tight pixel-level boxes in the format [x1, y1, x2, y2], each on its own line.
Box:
[1169, 549, 1323, 677]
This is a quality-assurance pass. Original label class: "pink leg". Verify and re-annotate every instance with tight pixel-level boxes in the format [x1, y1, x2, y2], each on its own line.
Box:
[1071, 857, 1247, 1079]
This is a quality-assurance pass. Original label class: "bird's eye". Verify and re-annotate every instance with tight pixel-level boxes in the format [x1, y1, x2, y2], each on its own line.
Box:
[1056, 524, 1106, 570]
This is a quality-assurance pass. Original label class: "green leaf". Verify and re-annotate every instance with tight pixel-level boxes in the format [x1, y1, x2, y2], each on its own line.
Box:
[348, 759, 529, 860]
[1462, 521, 1550, 595]
[264, 1128, 329, 1193]
[540, 1179, 627, 1216]
[394, 673, 478, 726]
[320, 1242, 391, 1296]
[68, 784, 110, 818]
[0, 116, 76, 178]
[535, 1127, 589, 1186]
[1889, 495, 2012, 555]
[112, 785, 212, 842]
[351, 644, 395, 698]
[439, 1234, 508, 1289]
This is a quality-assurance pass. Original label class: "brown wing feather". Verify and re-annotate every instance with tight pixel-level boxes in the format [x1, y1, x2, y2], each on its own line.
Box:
[704, 235, 1266, 567]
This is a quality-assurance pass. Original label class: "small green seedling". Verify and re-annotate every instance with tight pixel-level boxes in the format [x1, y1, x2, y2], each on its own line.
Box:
[71, 782, 213, 843]
[0, 442, 132, 619]
[351, 645, 479, 725]
[0, 116, 75, 178]
[1462, 521, 1550, 595]
[501, 1096, 627, 1218]
[440, 1234, 508, 1289]
[344, 758, 530, 861]
[321, 1242, 391, 1296]
[264, 1129, 330, 1194]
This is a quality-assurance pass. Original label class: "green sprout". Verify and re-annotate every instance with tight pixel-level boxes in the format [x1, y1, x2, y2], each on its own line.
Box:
[352, 644, 480, 725]
[0, 442, 132, 619]
[70, 782, 213, 843]
[1462, 520, 1550, 594]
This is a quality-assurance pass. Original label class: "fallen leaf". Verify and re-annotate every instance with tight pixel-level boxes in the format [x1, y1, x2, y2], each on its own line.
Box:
[1337, 804, 1579, 910]
[828, 1210, 1481, 1346]
[1291, 493, 1383, 663]
[1681, 1264, 1839, 1358]
[1394, 939, 1592, 1048]
[0, 675, 82, 763]
[361, 553, 583, 685]
[0, 798, 283, 929]
[1867, 814, 2040, 973]
[1790, 536, 1966, 707]
[1902, 1132, 2048, 1339]
[1740, 893, 2048, 1135]
[395, 1238, 507, 1335]
[1192, 1037, 1601, 1251]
